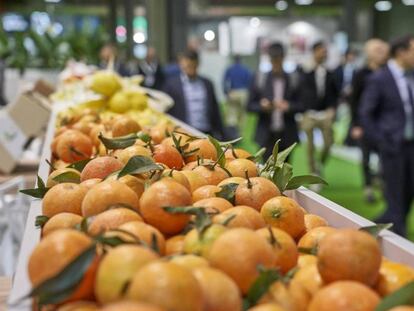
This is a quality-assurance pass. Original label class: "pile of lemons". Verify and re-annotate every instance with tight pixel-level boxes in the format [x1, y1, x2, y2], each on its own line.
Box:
[90, 70, 148, 113]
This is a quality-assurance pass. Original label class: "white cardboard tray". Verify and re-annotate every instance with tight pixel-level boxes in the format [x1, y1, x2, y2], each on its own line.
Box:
[8, 109, 414, 310]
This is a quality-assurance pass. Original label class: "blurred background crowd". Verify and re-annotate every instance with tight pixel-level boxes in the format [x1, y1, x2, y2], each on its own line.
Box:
[0, 0, 414, 268]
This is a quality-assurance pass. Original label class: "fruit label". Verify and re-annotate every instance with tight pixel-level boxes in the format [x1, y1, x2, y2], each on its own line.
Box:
[0, 113, 27, 158]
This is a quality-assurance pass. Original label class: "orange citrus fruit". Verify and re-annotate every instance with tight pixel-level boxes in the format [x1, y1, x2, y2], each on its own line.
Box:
[317, 229, 382, 286]
[43, 183, 88, 217]
[256, 227, 299, 274]
[214, 205, 266, 230]
[42, 213, 83, 237]
[80, 156, 123, 181]
[126, 261, 204, 311]
[139, 179, 192, 235]
[225, 158, 258, 178]
[260, 196, 305, 239]
[192, 185, 221, 202]
[56, 129, 93, 163]
[82, 180, 140, 217]
[308, 281, 380, 311]
[88, 207, 143, 236]
[208, 228, 276, 294]
[194, 197, 233, 214]
[193, 266, 242, 311]
[235, 177, 280, 211]
[375, 260, 414, 296]
[28, 229, 95, 302]
[95, 245, 159, 304]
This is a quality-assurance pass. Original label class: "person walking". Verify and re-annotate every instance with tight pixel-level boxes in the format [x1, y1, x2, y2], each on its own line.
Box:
[360, 35, 414, 236]
[334, 48, 357, 104]
[298, 41, 339, 176]
[349, 39, 389, 203]
[138, 47, 165, 90]
[247, 42, 301, 160]
[163, 50, 225, 139]
[223, 55, 252, 137]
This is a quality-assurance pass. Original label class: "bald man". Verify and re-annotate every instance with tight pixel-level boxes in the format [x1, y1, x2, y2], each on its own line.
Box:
[349, 39, 389, 203]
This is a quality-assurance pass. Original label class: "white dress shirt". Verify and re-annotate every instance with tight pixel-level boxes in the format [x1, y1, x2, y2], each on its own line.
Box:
[181, 74, 209, 132]
[315, 65, 327, 99]
[271, 77, 285, 132]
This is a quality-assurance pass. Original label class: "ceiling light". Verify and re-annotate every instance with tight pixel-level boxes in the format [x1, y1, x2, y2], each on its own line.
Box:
[204, 30, 215, 41]
[249, 17, 261, 28]
[402, 0, 414, 5]
[375, 1, 392, 11]
[275, 0, 288, 10]
[44, 0, 61, 3]
[133, 32, 146, 44]
[295, 0, 313, 5]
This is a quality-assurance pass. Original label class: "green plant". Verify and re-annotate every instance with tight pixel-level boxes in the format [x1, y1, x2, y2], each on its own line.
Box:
[0, 23, 110, 73]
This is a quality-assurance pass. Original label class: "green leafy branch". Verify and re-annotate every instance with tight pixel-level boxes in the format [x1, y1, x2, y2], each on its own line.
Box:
[163, 206, 218, 235]
[260, 140, 327, 193]
[360, 223, 393, 238]
[215, 183, 239, 204]
[98, 132, 151, 150]
[243, 266, 282, 310]
[117, 155, 164, 179]
[171, 133, 200, 158]
[375, 281, 414, 311]
[20, 175, 50, 199]
[67, 158, 92, 172]
[52, 171, 80, 184]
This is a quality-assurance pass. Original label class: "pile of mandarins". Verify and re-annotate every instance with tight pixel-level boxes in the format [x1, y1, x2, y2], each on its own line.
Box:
[24, 108, 414, 311]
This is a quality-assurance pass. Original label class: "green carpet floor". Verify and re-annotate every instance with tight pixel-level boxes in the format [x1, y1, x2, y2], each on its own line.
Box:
[237, 112, 414, 241]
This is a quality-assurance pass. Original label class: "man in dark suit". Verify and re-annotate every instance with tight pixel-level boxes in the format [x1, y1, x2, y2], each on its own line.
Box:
[163, 50, 224, 139]
[360, 35, 414, 236]
[248, 42, 302, 160]
[138, 47, 165, 90]
[349, 39, 389, 203]
[298, 41, 339, 175]
[99, 43, 130, 76]
[334, 48, 357, 104]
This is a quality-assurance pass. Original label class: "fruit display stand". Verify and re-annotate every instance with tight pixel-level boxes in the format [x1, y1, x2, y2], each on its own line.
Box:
[7, 103, 414, 311]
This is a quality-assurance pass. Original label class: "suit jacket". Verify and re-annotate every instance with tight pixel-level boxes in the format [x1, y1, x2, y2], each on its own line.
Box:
[349, 67, 373, 126]
[298, 67, 339, 111]
[247, 71, 302, 147]
[359, 65, 408, 154]
[163, 74, 225, 139]
[138, 62, 165, 90]
[333, 65, 344, 93]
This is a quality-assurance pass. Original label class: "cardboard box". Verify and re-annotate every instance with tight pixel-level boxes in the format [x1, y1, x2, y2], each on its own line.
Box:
[6, 92, 51, 138]
[0, 86, 51, 174]
[32, 79, 55, 98]
[0, 112, 27, 174]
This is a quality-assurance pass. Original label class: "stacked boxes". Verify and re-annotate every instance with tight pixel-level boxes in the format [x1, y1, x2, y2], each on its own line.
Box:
[0, 83, 52, 173]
